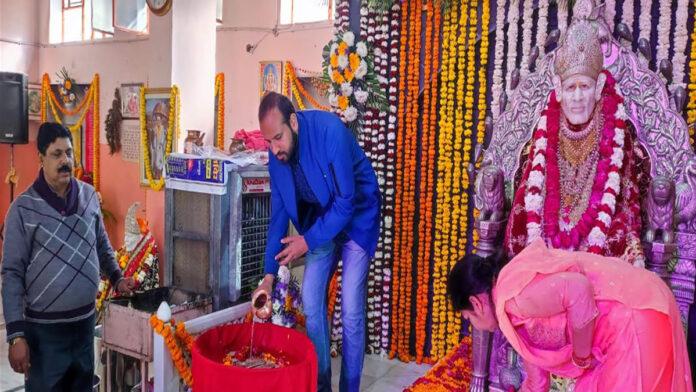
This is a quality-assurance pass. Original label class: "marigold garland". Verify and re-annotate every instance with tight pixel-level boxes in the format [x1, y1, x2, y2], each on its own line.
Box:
[687, 0, 696, 147]
[405, 335, 473, 392]
[215, 73, 225, 149]
[140, 85, 179, 191]
[150, 314, 193, 387]
[286, 61, 330, 111]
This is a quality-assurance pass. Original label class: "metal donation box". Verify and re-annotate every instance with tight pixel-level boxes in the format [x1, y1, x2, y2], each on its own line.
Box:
[165, 155, 271, 309]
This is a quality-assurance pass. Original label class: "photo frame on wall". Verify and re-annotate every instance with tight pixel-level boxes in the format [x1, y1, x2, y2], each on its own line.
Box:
[259, 61, 283, 98]
[140, 88, 176, 187]
[120, 83, 143, 119]
[27, 83, 41, 121]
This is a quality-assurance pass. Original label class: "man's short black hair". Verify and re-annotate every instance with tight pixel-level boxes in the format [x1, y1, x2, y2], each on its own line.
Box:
[258, 91, 296, 125]
[37, 122, 72, 155]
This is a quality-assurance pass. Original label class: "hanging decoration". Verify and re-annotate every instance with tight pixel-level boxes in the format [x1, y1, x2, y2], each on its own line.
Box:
[638, 0, 652, 43]
[621, 0, 635, 34]
[656, 0, 671, 66]
[520, 0, 534, 77]
[41, 72, 101, 191]
[285, 61, 330, 111]
[491, 0, 507, 119]
[140, 85, 179, 191]
[150, 314, 194, 387]
[215, 73, 225, 149]
[505, 0, 520, 95]
[322, 30, 387, 135]
[672, 0, 689, 92]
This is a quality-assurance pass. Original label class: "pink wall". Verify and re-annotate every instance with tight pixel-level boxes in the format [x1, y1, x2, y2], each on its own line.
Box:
[0, 0, 332, 264]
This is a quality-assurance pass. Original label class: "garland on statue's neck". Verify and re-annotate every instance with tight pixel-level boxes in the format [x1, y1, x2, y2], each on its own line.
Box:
[525, 71, 627, 254]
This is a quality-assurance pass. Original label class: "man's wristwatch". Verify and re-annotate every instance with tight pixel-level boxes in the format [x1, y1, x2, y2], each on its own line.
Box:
[9, 337, 24, 346]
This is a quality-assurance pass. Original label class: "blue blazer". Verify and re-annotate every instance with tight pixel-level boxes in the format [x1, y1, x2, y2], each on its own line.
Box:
[263, 110, 381, 276]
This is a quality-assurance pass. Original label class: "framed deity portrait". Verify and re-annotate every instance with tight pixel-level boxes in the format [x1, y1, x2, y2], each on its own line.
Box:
[27, 83, 41, 121]
[120, 83, 143, 119]
[140, 88, 176, 187]
[259, 61, 283, 98]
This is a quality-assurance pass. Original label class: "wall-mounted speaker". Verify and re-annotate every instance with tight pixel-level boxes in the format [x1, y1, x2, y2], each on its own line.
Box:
[0, 72, 28, 144]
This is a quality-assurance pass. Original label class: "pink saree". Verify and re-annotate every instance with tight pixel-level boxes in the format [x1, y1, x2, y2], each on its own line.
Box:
[493, 239, 692, 392]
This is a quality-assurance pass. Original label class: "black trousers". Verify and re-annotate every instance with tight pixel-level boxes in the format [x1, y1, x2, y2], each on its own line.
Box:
[24, 313, 95, 392]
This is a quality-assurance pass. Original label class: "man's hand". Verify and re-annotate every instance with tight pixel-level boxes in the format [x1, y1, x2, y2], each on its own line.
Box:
[8, 338, 29, 379]
[117, 277, 136, 296]
[275, 235, 309, 266]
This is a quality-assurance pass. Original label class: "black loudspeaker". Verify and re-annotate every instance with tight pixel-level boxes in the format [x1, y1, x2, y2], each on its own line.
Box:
[0, 72, 28, 144]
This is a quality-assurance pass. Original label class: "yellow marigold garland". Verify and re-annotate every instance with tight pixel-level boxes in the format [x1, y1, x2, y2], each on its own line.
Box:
[140, 85, 179, 191]
[215, 73, 225, 149]
[687, 0, 696, 147]
[286, 61, 330, 111]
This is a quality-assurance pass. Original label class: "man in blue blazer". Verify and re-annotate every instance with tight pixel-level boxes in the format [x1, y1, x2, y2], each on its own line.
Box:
[254, 92, 381, 392]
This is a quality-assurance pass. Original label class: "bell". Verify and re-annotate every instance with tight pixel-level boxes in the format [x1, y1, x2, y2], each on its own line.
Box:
[616, 23, 633, 42]
[545, 29, 561, 49]
[499, 92, 508, 115]
[659, 59, 673, 82]
[511, 69, 521, 91]
[528, 47, 539, 70]
[674, 86, 687, 112]
[637, 38, 652, 62]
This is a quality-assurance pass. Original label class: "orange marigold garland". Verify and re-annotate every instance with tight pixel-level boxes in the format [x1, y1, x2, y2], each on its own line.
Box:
[215, 73, 225, 149]
[286, 61, 330, 111]
[150, 315, 193, 387]
[404, 335, 473, 392]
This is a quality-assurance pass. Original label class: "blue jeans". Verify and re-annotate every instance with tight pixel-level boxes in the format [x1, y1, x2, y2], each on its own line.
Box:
[302, 238, 369, 392]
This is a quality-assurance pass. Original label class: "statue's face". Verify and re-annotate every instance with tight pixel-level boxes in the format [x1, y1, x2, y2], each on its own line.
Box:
[652, 179, 672, 204]
[559, 74, 600, 125]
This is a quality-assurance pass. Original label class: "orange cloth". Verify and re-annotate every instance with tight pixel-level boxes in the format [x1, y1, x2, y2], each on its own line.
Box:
[493, 239, 692, 392]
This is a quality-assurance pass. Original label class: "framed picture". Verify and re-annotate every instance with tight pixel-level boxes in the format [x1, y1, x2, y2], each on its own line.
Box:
[259, 61, 283, 98]
[140, 88, 176, 186]
[120, 83, 143, 119]
[27, 83, 42, 121]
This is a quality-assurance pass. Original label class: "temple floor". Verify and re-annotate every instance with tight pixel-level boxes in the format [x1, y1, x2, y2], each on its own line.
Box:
[330, 354, 432, 392]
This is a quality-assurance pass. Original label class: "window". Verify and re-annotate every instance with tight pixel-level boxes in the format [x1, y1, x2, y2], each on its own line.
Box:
[49, 0, 148, 44]
[280, 0, 334, 25]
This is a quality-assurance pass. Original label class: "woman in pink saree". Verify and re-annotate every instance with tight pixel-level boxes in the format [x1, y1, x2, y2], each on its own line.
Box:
[447, 239, 692, 391]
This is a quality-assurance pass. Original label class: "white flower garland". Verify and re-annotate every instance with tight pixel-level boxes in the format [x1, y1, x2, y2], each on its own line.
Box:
[505, 0, 520, 95]
[520, 0, 534, 77]
[638, 0, 652, 42]
[605, 0, 616, 32]
[655, 0, 671, 64]
[537, 0, 549, 58]
[621, 0, 634, 34]
[672, 0, 689, 89]
[333, 0, 350, 35]
[491, 0, 507, 120]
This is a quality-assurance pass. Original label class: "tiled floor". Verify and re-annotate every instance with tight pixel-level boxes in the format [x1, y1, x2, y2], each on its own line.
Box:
[331, 354, 432, 392]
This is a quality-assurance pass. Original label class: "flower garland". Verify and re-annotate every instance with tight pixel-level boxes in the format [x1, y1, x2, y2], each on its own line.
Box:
[672, 0, 689, 91]
[473, 0, 491, 251]
[286, 61, 330, 111]
[536, 0, 549, 65]
[215, 73, 225, 149]
[505, 0, 520, 95]
[622, 0, 635, 33]
[638, 0, 652, 42]
[520, 0, 534, 77]
[140, 85, 179, 191]
[686, 0, 696, 146]
[381, 1, 400, 355]
[431, 0, 457, 360]
[43, 73, 92, 116]
[558, 3, 568, 36]
[333, 0, 350, 35]
[491, 0, 507, 120]
[405, 335, 472, 392]
[150, 314, 193, 387]
[526, 72, 627, 253]
[93, 74, 100, 191]
[655, 0, 671, 66]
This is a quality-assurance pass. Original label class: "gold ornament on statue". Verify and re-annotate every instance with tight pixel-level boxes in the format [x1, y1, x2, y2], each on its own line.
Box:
[554, 20, 604, 80]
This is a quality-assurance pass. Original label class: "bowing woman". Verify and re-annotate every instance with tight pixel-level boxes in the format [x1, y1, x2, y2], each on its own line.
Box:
[447, 239, 692, 392]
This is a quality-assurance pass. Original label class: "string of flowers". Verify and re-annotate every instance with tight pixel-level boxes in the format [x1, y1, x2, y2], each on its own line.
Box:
[46, 86, 92, 134]
[405, 335, 473, 392]
[686, 0, 696, 146]
[638, 0, 652, 43]
[140, 85, 179, 191]
[505, 0, 520, 96]
[389, 0, 411, 361]
[491, 0, 507, 120]
[93, 74, 100, 191]
[671, 0, 689, 92]
[520, 0, 534, 77]
[473, 0, 491, 258]
[215, 73, 225, 149]
[621, 0, 635, 36]
[150, 315, 193, 387]
[286, 61, 330, 111]
[333, 0, 350, 35]
[432, 0, 457, 360]
[42, 73, 93, 117]
[381, 0, 401, 355]
[415, 0, 439, 363]
[558, 2, 568, 36]
[282, 62, 291, 97]
[536, 0, 549, 67]
[655, 0, 671, 66]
